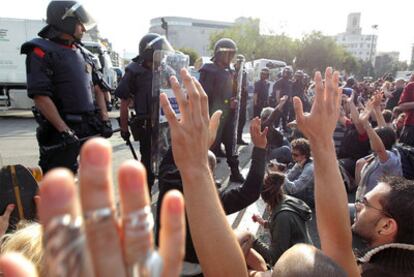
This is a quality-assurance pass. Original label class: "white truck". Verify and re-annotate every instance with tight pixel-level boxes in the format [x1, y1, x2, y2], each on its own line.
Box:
[0, 17, 46, 108]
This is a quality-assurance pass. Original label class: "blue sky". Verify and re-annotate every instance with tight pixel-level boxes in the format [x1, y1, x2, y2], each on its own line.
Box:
[1, 0, 413, 61]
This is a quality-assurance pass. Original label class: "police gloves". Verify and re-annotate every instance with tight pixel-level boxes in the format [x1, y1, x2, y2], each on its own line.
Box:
[61, 129, 80, 147]
[121, 130, 131, 142]
[101, 120, 113, 138]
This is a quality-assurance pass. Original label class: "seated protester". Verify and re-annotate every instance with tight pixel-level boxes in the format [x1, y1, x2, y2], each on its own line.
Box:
[382, 109, 394, 129]
[155, 117, 267, 273]
[283, 138, 315, 208]
[398, 81, 414, 147]
[355, 95, 402, 199]
[243, 172, 312, 266]
[337, 92, 371, 186]
[260, 96, 292, 164]
[292, 68, 414, 277]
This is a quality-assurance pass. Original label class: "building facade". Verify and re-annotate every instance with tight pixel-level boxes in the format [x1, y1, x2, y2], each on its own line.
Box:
[149, 17, 234, 57]
[334, 13, 377, 64]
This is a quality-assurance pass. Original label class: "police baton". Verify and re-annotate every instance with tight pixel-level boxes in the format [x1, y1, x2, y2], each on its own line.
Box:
[40, 128, 121, 154]
[125, 138, 138, 160]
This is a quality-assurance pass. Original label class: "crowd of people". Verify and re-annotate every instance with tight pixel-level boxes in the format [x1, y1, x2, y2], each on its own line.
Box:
[0, 0, 414, 276]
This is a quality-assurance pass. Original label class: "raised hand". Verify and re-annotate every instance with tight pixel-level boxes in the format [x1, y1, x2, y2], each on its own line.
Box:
[160, 68, 222, 170]
[293, 67, 342, 144]
[249, 117, 268, 149]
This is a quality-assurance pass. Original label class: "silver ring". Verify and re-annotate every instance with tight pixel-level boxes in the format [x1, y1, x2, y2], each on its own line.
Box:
[43, 214, 86, 277]
[128, 250, 163, 277]
[123, 206, 154, 237]
[83, 207, 114, 224]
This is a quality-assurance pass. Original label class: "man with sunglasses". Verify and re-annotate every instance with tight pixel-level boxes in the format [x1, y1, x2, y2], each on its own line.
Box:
[21, 1, 113, 174]
[282, 138, 315, 208]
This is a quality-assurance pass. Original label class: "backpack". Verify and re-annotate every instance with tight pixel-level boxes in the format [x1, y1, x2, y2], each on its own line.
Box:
[0, 165, 39, 232]
[395, 144, 414, 180]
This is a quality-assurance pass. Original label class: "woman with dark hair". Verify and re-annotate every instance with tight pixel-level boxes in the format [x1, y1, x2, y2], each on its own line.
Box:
[240, 172, 312, 266]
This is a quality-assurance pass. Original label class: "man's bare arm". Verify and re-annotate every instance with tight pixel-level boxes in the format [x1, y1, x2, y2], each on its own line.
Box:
[293, 68, 360, 277]
[34, 95, 69, 132]
[93, 85, 109, 121]
[399, 101, 414, 111]
[161, 69, 248, 277]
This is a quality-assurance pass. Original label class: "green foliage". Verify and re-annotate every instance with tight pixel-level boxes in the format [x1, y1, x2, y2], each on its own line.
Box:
[209, 18, 363, 77]
[177, 47, 200, 66]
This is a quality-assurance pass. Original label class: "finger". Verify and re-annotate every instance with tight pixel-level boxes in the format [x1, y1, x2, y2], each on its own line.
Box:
[160, 93, 179, 129]
[325, 67, 334, 104]
[38, 169, 92, 277]
[33, 196, 40, 211]
[332, 71, 341, 108]
[261, 127, 269, 138]
[38, 169, 78, 226]
[169, 75, 188, 119]
[118, 160, 153, 266]
[2, 204, 15, 221]
[209, 110, 222, 148]
[313, 71, 324, 106]
[0, 253, 38, 277]
[293, 97, 305, 126]
[159, 190, 185, 277]
[79, 138, 125, 276]
[181, 69, 202, 125]
[194, 78, 209, 122]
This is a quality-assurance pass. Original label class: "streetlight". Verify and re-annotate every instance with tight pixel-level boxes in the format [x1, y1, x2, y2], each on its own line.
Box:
[368, 24, 378, 76]
[161, 18, 168, 39]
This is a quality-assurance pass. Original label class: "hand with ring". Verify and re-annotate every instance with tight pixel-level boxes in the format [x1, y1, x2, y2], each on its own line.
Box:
[0, 138, 185, 277]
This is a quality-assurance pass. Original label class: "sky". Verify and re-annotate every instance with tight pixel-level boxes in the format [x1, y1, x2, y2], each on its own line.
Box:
[1, 0, 413, 62]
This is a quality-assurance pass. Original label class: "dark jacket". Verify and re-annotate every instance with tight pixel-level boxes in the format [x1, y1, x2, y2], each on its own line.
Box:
[253, 195, 312, 265]
[358, 244, 414, 276]
[155, 146, 266, 263]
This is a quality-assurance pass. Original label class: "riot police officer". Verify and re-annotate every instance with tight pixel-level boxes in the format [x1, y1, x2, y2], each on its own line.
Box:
[115, 33, 173, 191]
[21, 1, 113, 174]
[271, 67, 293, 131]
[235, 54, 248, 145]
[253, 67, 270, 117]
[199, 38, 244, 183]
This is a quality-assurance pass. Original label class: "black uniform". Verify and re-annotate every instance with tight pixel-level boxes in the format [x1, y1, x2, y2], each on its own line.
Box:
[114, 59, 155, 187]
[21, 38, 109, 173]
[272, 77, 292, 130]
[199, 63, 242, 178]
[254, 79, 270, 117]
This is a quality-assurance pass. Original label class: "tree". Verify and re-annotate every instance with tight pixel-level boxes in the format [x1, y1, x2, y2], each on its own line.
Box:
[177, 47, 199, 66]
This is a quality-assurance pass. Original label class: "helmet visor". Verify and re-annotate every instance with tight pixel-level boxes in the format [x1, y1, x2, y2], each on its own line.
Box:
[61, 2, 96, 31]
[145, 36, 174, 52]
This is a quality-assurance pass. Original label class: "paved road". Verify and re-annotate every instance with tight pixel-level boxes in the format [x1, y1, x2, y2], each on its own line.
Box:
[0, 117, 253, 194]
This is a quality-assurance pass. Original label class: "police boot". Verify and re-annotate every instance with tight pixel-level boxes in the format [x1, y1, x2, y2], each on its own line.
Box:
[230, 167, 245, 183]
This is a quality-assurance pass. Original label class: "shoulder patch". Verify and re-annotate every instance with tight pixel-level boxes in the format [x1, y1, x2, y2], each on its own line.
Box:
[33, 47, 45, 58]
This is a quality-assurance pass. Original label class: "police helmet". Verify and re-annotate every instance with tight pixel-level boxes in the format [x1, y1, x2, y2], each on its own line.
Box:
[137, 33, 174, 62]
[294, 70, 304, 77]
[261, 67, 270, 74]
[282, 67, 293, 78]
[39, 1, 96, 38]
[211, 38, 237, 61]
[236, 54, 245, 62]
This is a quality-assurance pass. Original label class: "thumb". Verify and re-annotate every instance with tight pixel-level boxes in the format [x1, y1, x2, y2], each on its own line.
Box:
[293, 97, 304, 125]
[2, 204, 15, 220]
[209, 110, 222, 147]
